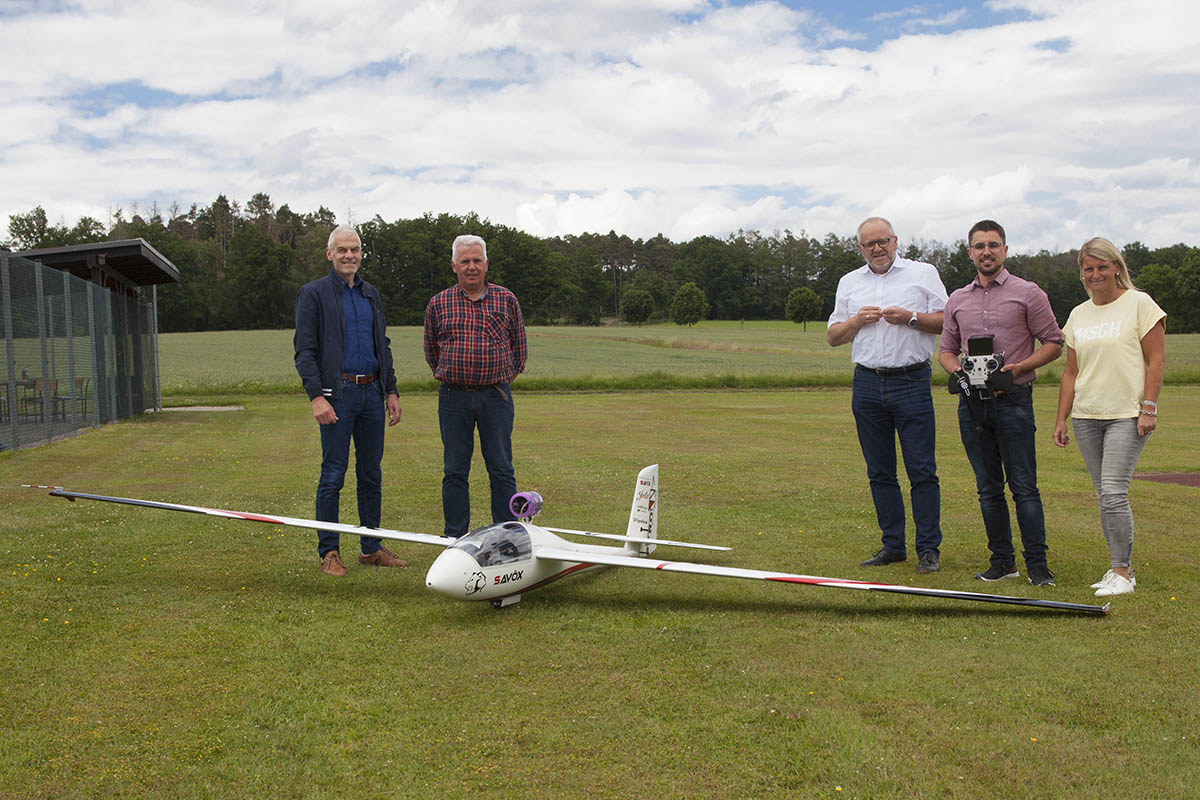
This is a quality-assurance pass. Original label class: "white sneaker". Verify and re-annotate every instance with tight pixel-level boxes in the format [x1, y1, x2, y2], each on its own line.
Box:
[1090, 569, 1136, 589]
[1094, 571, 1136, 596]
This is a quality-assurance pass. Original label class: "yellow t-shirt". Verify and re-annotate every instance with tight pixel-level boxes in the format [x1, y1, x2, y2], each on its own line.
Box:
[1063, 290, 1166, 419]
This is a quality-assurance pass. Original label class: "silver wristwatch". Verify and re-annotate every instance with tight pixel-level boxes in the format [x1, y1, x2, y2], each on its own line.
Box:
[906, 311, 919, 328]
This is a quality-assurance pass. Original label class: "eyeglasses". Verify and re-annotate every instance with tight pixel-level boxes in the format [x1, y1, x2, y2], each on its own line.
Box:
[859, 237, 894, 250]
[970, 242, 1005, 251]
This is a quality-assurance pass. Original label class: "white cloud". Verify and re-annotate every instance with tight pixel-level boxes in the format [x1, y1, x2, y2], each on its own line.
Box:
[906, 8, 968, 29]
[2, 0, 1200, 252]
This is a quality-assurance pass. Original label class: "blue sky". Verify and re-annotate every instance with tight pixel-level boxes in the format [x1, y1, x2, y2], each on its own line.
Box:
[2, 0, 1198, 252]
[761, 1, 1030, 41]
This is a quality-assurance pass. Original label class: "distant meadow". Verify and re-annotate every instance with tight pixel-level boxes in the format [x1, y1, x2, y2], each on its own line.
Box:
[158, 321, 1200, 400]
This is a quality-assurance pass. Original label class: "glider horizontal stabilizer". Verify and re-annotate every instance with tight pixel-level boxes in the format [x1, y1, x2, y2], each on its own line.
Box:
[31, 487, 449, 548]
[540, 526, 730, 551]
[534, 549, 1110, 615]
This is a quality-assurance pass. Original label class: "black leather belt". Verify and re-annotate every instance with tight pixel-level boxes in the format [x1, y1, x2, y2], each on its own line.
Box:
[442, 382, 493, 391]
[341, 372, 379, 385]
[856, 361, 929, 376]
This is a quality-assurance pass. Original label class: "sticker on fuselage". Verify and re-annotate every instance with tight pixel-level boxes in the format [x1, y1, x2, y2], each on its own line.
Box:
[494, 570, 524, 585]
[465, 571, 487, 595]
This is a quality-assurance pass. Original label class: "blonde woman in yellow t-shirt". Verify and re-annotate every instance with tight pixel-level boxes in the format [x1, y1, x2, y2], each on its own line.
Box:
[1052, 238, 1166, 597]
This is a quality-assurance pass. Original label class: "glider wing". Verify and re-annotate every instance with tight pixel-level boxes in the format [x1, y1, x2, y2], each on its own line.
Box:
[534, 548, 1109, 615]
[32, 487, 450, 547]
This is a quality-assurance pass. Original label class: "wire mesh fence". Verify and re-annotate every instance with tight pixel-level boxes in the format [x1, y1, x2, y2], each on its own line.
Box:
[1, 251, 160, 452]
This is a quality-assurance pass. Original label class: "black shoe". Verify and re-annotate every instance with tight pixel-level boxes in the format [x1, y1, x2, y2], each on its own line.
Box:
[1027, 565, 1056, 586]
[974, 563, 1019, 581]
[860, 548, 907, 567]
[916, 551, 939, 573]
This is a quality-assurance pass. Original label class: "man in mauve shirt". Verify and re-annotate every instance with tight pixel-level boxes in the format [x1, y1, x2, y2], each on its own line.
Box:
[939, 220, 1063, 587]
[424, 235, 527, 538]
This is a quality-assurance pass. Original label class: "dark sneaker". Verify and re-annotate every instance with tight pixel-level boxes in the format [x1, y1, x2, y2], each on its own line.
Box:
[860, 548, 907, 567]
[974, 563, 1019, 581]
[916, 551, 939, 573]
[320, 550, 347, 577]
[359, 547, 408, 568]
[1027, 565, 1056, 586]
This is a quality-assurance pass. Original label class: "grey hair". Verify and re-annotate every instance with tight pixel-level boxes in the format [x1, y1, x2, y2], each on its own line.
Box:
[327, 225, 360, 250]
[451, 234, 488, 262]
[856, 216, 896, 240]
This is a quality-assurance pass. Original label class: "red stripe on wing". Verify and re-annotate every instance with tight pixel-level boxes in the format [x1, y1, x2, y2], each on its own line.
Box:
[766, 576, 876, 586]
[206, 509, 287, 524]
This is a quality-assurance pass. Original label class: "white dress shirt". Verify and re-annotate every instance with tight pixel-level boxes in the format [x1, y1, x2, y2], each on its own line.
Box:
[828, 257, 948, 369]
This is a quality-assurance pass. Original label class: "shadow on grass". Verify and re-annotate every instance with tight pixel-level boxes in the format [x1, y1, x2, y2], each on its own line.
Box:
[147, 546, 1108, 622]
[491, 581, 1108, 621]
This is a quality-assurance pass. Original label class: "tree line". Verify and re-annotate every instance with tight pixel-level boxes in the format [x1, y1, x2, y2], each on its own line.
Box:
[6, 196, 1200, 333]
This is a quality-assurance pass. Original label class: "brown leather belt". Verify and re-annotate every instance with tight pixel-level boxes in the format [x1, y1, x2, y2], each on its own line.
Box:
[341, 372, 379, 385]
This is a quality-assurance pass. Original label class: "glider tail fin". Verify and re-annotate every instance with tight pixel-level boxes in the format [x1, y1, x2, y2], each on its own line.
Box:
[622, 464, 659, 556]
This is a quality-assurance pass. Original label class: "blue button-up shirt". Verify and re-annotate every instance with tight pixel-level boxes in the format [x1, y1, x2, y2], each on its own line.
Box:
[341, 277, 380, 375]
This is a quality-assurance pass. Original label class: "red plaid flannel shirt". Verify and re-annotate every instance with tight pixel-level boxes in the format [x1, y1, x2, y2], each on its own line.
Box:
[424, 283, 527, 387]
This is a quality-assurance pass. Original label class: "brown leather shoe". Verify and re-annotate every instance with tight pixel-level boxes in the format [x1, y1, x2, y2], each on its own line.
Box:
[320, 550, 347, 577]
[359, 547, 408, 568]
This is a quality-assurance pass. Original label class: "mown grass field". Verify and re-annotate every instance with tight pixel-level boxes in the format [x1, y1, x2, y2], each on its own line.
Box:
[3, 323, 1199, 799]
[156, 321, 1200, 399]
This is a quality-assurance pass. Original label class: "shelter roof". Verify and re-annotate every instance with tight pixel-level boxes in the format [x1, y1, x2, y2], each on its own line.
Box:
[15, 238, 181, 286]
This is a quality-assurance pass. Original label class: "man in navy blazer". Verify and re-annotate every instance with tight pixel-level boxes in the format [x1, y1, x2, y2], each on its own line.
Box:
[295, 225, 406, 576]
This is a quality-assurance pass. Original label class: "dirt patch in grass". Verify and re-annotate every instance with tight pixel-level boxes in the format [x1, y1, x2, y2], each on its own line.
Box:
[1134, 472, 1200, 487]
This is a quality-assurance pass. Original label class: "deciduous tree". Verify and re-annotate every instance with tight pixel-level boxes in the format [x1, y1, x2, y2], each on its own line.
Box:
[671, 281, 708, 326]
[621, 288, 654, 324]
[785, 286, 822, 331]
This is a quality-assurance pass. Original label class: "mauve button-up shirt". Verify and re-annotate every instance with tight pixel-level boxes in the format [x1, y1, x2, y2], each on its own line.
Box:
[939, 268, 1064, 385]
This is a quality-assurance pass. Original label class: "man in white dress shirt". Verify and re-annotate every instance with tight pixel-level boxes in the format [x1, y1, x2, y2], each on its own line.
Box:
[827, 217, 949, 573]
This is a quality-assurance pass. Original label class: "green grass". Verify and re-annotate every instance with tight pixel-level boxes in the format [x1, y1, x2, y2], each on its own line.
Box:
[3, 385, 1199, 798]
[158, 322, 1200, 399]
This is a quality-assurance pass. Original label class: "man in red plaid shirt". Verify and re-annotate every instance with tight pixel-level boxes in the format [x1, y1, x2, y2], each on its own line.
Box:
[424, 235, 527, 537]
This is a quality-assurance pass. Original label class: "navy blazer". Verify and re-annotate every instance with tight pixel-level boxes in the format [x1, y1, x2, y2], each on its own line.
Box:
[294, 269, 398, 401]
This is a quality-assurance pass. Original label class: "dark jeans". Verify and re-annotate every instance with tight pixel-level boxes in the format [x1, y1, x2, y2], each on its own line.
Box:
[316, 381, 385, 557]
[438, 382, 517, 538]
[956, 385, 1048, 568]
[851, 364, 942, 556]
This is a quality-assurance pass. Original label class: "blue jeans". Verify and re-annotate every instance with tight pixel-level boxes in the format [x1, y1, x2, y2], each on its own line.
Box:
[316, 381, 385, 557]
[851, 364, 942, 555]
[438, 382, 517, 538]
[956, 385, 1048, 568]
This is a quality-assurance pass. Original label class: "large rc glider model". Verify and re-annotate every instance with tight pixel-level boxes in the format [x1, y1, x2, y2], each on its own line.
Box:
[30, 465, 1108, 615]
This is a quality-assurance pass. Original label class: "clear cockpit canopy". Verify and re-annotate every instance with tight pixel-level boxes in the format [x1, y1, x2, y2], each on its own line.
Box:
[450, 521, 532, 567]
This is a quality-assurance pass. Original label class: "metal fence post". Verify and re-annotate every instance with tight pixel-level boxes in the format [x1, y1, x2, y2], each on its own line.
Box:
[33, 263, 52, 440]
[106, 291, 118, 420]
[1, 253, 19, 449]
[88, 282, 104, 425]
[63, 269, 79, 428]
[151, 285, 161, 411]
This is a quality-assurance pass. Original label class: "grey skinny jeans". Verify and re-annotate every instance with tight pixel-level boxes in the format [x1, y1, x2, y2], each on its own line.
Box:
[1073, 417, 1149, 568]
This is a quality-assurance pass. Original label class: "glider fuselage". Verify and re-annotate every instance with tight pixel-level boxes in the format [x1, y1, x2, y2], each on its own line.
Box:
[424, 521, 621, 604]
